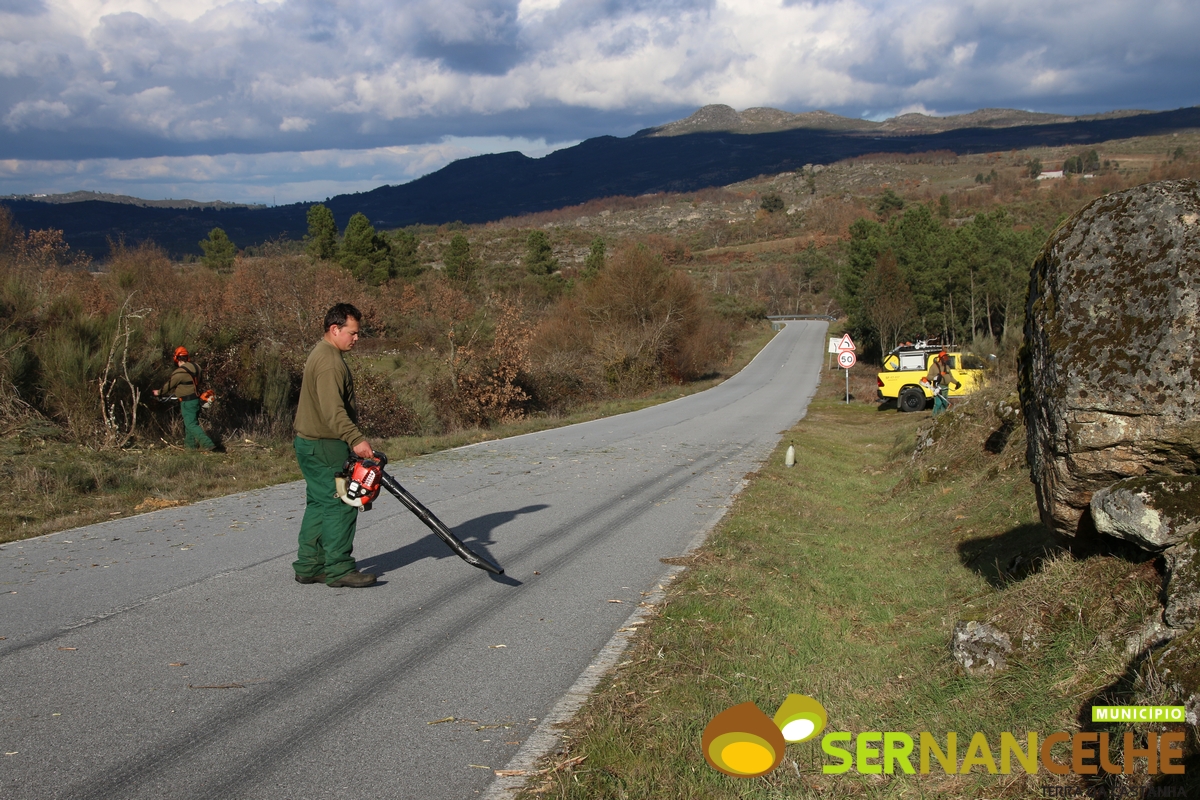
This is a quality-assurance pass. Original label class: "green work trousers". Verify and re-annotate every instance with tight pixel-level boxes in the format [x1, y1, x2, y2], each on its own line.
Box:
[932, 388, 950, 416]
[180, 397, 215, 450]
[293, 436, 359, 583]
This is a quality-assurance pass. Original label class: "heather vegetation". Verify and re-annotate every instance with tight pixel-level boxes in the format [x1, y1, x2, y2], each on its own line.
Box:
[0, 208, 738, 448]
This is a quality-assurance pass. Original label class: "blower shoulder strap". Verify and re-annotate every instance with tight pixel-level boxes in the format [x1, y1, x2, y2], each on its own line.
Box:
[181, 361, 202, 393]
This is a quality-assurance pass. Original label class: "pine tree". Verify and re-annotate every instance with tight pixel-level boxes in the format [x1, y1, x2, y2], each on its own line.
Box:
[199, 227, 236, 272]
[524, 230, 557, 275]
[582, 237, 606, 280]
[760, 193, 785, 214]
[305, 204, 337, 261]
[443, 234, 476, 283]
[340, 212, 394, 284]
[391, 229, 422, 278]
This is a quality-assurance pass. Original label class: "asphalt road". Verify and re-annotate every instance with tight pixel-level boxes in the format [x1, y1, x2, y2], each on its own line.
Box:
[1, 320, 827, 800]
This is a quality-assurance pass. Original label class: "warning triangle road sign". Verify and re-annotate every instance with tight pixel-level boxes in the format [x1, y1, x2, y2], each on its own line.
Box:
[836, 333, 856, 351]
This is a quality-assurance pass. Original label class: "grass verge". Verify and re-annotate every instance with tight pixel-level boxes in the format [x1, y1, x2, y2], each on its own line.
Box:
[515, 376, 1183, 798]
[0, 323, 776, 544]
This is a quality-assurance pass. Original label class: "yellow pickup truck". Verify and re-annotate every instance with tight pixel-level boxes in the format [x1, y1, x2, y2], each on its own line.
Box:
[876, 344, 988, 412]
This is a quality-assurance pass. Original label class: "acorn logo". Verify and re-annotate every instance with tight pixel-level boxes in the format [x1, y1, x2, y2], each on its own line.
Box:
[774, 693, 827, 743]
[701, 694, 827, 778]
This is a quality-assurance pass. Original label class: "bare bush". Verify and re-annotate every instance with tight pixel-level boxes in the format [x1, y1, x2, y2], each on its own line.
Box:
[354, 368, 419, 438]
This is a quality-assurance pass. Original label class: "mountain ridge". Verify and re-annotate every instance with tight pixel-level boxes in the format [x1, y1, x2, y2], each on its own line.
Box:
[643, 104, 1154, 138]
[4, 105, 1198, 258]
[0, 190, 265, 211]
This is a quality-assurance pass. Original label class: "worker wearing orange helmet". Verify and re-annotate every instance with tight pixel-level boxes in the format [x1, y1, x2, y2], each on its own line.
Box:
[924, 350, 961, 416]
[153, 346, 216, 451]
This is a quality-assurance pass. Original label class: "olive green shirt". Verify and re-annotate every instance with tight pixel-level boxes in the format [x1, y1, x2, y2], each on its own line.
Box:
[160, 361, 199, 399]
[293, 339, 365, 448]
[926, 358, 957, 387]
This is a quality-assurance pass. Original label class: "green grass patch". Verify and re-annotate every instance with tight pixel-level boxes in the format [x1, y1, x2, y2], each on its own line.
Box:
[518, 380, 1169, 798]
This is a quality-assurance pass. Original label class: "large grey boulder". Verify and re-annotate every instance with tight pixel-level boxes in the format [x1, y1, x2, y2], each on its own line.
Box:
[1020, 180, 1200, 537]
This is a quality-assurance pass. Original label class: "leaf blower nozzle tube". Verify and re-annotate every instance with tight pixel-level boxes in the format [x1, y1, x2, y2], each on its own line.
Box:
[337, 452, 504, 575]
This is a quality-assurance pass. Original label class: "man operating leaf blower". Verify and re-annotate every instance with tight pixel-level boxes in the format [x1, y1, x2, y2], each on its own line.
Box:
[292, 303, 378, 588]
[292, 303, 503, 588]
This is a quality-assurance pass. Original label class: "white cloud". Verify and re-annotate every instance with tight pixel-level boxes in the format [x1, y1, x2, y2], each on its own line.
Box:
[4, 98, 71, 129]
[0, 0, 1196, 201]
[279, 116, 314, 132]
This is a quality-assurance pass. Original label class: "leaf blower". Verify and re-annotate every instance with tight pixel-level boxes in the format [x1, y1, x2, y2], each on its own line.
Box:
[336, 452, 504, 575]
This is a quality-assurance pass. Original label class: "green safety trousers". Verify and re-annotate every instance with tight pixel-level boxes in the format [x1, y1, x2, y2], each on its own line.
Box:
[180, 397, 215, 450]
[932, 388, 950, 417]
[293, 436, 359, 583]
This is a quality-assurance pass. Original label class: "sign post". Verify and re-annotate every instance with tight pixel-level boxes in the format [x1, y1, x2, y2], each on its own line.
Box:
[836, 334, 857, 404]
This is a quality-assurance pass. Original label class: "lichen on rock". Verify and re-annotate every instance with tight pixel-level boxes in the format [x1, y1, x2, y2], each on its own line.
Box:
[1147, 625, 1200, 726]
[951, 620, 1012, 674]
[1020, 180, 1200, 537]
[1091, 475, 1200, 551]
[1165, 528, 1200, 629]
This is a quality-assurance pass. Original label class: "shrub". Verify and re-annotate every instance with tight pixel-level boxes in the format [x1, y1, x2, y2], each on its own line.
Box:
[760, 192, 785, 213]
[354, 368, 419, 438]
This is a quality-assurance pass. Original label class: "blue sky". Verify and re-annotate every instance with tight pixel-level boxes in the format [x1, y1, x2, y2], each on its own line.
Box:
[1, 0, 1198, 204]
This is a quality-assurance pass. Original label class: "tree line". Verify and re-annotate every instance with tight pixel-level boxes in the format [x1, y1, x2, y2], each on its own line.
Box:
[838, 199, 1045, 357]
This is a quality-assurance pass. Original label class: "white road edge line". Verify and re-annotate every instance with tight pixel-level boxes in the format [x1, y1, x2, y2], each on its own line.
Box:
[483, 477, 751, 798]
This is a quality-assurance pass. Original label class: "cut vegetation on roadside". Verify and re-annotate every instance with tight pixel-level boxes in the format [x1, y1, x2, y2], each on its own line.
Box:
[516, 374, 1186, 799]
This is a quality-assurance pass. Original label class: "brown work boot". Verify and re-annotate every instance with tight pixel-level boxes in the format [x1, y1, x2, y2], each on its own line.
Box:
[326, 571, 377, 588]
[294, 573, 326, 584]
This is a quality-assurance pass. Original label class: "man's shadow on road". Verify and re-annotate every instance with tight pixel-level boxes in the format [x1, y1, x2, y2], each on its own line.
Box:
[358, 504, 547, 586]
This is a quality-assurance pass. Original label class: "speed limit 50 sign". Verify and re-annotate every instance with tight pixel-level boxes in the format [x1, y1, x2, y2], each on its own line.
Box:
[838, 350, 857, 369]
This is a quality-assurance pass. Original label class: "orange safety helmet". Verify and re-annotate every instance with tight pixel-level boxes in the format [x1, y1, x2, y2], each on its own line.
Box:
[173, 346, 190, 364]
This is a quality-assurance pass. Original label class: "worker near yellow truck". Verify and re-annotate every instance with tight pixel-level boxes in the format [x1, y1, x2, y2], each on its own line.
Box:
[152, 346, 216, 451]
[924, 350, 961, 416]
[292, 303, 377, 589]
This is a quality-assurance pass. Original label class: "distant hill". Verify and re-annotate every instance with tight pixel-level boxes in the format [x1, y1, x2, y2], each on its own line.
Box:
[0, 190, 264, 211]
[645, 104, 1152, 137]
[5, 105, 1199, 259]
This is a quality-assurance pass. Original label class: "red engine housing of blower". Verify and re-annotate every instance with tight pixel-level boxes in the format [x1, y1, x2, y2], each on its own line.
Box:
[340, 458, 382, 509]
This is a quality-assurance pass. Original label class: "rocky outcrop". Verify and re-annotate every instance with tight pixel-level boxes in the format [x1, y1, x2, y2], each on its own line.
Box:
[1148, 625, 1200, 725]
[1091, 476, 1200, 629]
[1165, 535, 1200, 629]
[951, 621, 1012, 674]
[1091, 475, 1200, 550]
[1020, 180, 1200, 538]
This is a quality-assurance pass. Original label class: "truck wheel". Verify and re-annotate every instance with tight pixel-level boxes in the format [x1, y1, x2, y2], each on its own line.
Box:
[898, 388, 926, 413]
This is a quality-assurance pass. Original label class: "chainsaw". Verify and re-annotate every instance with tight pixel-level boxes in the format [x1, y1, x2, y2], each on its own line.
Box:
[336, 452, 504, 575]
